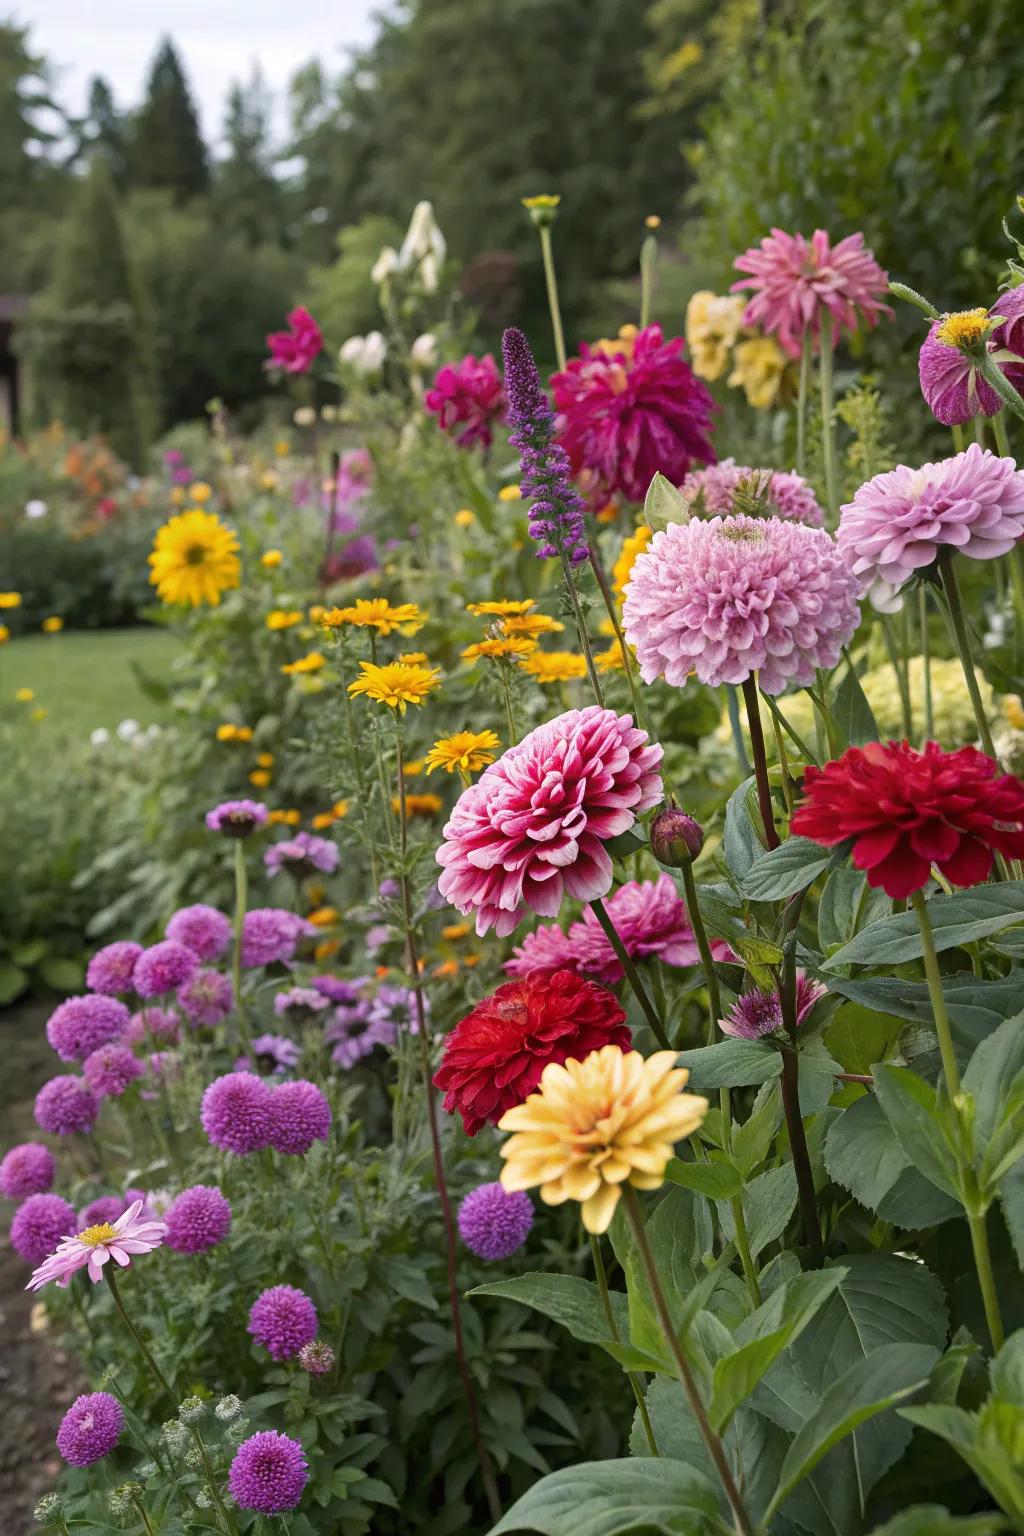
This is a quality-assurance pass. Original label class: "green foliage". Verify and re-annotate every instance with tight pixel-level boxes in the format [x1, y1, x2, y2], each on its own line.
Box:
[128, 36, 209, 202]
[306, 215, 406, 346]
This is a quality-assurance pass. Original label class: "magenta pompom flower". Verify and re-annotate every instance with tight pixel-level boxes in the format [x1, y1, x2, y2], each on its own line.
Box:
[266, 306, 323, 375]
[35, 1076, 99, 1136]
[437, 706, 662, 937]
[269, 1081, 332, 1155]
[178, 970, 234, 1028]
[248, 1285, 318, 1361]
[458, 1183, 533, 1260]
[837, 444, 1024, 611]
[424, 353, 506, 449]
[79, 1196, 127, 1228]
[133, 941, 200, 999]
[229, 1430, 309, 1514]
[241, 909, 312, 968]
[86, 941, 143, 996]
[201, 1071, 272, 1155]
[165, 1185, 232, 1254]
[720, 973, 827, 1041]
[165, 904, 232, 961]
[731, 227, 890, 357]
[27, 1198, 167, 1290]
[56, 1392, 124, 1468]
[680, 459, 824, 527]
[552, 324, 716, 504]
[10, 1194, 77, 1264]
[265, 832, 339, 878]
[622, 514, 860, 694]
[46, 995, 130, 1063]
[83, 1044, 144, 1098]
[205, 799, 268, 838]
[0, 1142, 55, 1198]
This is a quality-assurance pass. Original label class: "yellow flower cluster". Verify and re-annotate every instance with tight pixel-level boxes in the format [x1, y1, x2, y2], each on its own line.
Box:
[216, 723, 254, 743]
[281, 651, 326, 675]
[462, 636, 537, 662]
[519, 650, 587, 683]
[685, 291, 789, 410]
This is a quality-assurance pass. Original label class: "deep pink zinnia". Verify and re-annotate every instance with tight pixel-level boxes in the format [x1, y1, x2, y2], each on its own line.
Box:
[731, 228, 891, 357]
[265, 306, 323, 374]
[436, 706, 663, 937]
[424, 353, 506, 449]
[551, 324, 716, 504]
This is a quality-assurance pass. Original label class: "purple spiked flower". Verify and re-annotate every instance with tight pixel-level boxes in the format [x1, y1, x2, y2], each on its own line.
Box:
[165, 904, 232, 961]
[56, 1392, 124, 1467]
[200, 1072, 272, 1154]
[46, 995, 130, 1063]
[178, 970, 234, 1028]
[229, 1430, 308, 1513]
[248, 1285, 318, 1360]
[502, 326, 588, 565]
[83, 1044, 145, 1098]
[133, 941, 200, 1000]
[458, 1182, 534, 1259]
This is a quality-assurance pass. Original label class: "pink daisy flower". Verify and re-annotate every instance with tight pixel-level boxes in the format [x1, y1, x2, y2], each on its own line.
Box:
[836, 444, 1024, 611]
[436, 706, 662, 937]
[731, 228, 891, 357]
[918, 293, 1024, 427]
[26, 1198, 167, 1290]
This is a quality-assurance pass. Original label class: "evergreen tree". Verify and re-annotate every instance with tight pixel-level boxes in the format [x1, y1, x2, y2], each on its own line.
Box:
[0, 23, 62, 205]
[215, 67, 286, 246]
[129, 38, 209, 201]
[78, 76, 129, 188]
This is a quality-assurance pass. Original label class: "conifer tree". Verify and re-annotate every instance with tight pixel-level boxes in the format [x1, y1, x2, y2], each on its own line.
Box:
[129, 38, 208, 201]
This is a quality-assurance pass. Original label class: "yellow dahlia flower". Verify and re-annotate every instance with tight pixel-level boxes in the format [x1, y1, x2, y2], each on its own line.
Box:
[425, 730, 501, 776]
[499, 1046, 708, 1234]
[148, 510, 240, 607]
[728, 336, 788, 410]
[348, 660, 440, 712]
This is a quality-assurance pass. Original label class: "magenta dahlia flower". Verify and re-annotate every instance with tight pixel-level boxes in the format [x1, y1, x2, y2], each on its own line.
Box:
[266, 306, 322, 375]
[720, 973, 827, 1040]
[200, 1071, 272, 1154]
[133, 941, 199, 1000]
[918, 293, 1024, 426]
[680, 459, 824, 527]
[165, 1185, 232, 1254]
[83, 1044, 144, 1098]
[0, 1142, 55, 1199]
[731, 228, 890, 357]
[46, 995, 129, 1063]
[56, 1392, 124, 1467]
[837, 444, 1024, 611]
[229, 1430, 309, 1514]
[248, 1284, 318, 1360]
[27, 1198, 167, 1289]
[34, 1076, 99, 1136]
[458, 1183, 533, 1260]
[10, 1194, 77, 1263]
[165, 904, 232, 961]
[268, 1080, 332, 1155]
[622, 513, 860, 694]
[178, 969, 234, 1028]
[552, 324, 716, 503]
[425, 353, 506, 449]
[436, 706, 663, 937]
[86, 941, 142, 996]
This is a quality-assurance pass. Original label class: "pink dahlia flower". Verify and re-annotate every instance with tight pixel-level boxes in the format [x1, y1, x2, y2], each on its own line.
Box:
[680, 459, 824, 527]
[731, 228, 891, 357]
[837, 444, 1024, 611]
[552, 324, 716, 504]
[26, 1198, 167, 1290]
[623, 514, 860, 694]
[424, 353, 506, 449]
[265, 306, 323, 374]
[436, 706, 663, 937]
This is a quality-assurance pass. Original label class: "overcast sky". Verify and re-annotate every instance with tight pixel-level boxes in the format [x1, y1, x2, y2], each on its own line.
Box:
[14, 0, 381, 148]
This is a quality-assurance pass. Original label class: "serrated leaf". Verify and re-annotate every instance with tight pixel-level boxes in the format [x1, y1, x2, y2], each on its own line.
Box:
[467, 1275, 651, 1371]
[676, 1039, 780, 1091]
[824, 1092, 961, 1228]
[872, 1065, 962, 1198]
[821, 973, 1021, 1049]
[665, 1157, 742, 1201]
[824, 884, 1024, 970]
[722, 1163, 797, 1258]
[488, 1457, 727, 1535]
[740, 837, 832, 901]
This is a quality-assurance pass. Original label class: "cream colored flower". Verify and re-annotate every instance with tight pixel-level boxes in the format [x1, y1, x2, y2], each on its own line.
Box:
[685, 291, 746, 381]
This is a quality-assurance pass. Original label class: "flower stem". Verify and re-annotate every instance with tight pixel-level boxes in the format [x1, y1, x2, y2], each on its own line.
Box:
[639, 232, 658, 330]
[131, 1494, 158, 1536]
[740, 675, 780, 848]
[105, 1267, 175, 1400]
[760, 687, 820, 767]
[589, 897, 670, 1048]
[559, 545, 604, 707]
[588, 1232, 659, 1455]
[880, 614, 914, 739]
[622, 1188, 756, 1536]
[538, 225, 567, 372]
[796, 327, 812, 478]
[937, 551, 997, 757]
[910, 889, 961, 1098]
[818, 309, 839, 518]
[586, 526, 650, 734]
[967, 1209, 1006, 1353]
[231, 840, 251, 1057]
[919, 585, 934, 742]
[780, 944, 822, 1263]
[725, 685, 752, 775]
[678, 856, 721, 1040]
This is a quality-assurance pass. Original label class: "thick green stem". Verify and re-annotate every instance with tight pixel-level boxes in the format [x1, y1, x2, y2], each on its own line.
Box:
[910, 890, 960, 1098]
[967, 1210, 1006, 1353]
[589, 1232, 659, 1455]
[818, 309, 838, 518]
[622, 1188, 756, 1536]
[880, 615, 914, 739]
[678, 857, 722, 1039]
[105, 1268, 175, 1400]
[539, 225, 567, 372]
[938, 551, 997, 757]
[992, 407, 1013, 461]
[589, 897, 670, 1048]
[639, 234, 658, 329]
[740, 675, 780, 848]
[796, 327, 812, 478]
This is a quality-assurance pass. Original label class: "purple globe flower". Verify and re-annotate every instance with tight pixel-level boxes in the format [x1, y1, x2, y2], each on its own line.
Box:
[126, 1006, 181, 1046]
[165, 1185, 232, 1254]
[200, 1072, 272, 1155]
[268, 1081, 332, 1155]
[35, 1076, 99, 1136]
[458, 1183, 534, 1260]
[86, 942, 143, 997]
[165, 904, 232, 961]
[265, 832, 339, 878]
[178, 970, 234, 1028]
[78, 1195, 127, 1228]
[205, 799, 268, 838]
[241, 909, 312, 969]
[719, 972, 827, 1040]
[56, 1392, 124, 1467]
[10, 1194, 77, 1263]
[0, 1142, 55, 1198]
[83, 1044, 144, 1098]
[133, 941, 200, 1000]
[248, 1285, 318, 1360]
[228, 1430, 308, 1514]
[45, 995, 130, 1063]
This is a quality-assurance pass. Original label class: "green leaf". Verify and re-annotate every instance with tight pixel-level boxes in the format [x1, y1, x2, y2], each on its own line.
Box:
[991, 1329, 1024, 1407]
[665, 1158, 742, 1201]
[817, 868, 890, 953]
[1000, 1164, 1024, 1269]
[824, 883, 1024, 970]
[740, 837, 832, 901]
[36, 953, 85, 992]
[832, 662, 880, 747]
[866, 1508, 1008, 1536]
[872, 1065, 961, 1199]
[765, 1343, 939, 1523]
[676, 1039, 779, 1092]
[643, 471, 690, 533]
[605, 827, 647, 861]
[723, 776, 762, 882]
[722, 1163, 797, 1258]
[824, 1092, 961, 1228]
[822, 974, 1023, 1047]
[824, 1003, 903, 1078]
[467, 1275, 639, 1364]
[0, 960, 28, 1005]
[488, 1457, 727, 1536]
[900, 1405, 1024, 1525]
[9, 937, 47, 967]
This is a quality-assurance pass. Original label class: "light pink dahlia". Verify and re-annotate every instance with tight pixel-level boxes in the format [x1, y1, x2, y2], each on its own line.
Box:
[732, 228, 891, 358]
[837, 444, 1024, 611]
[436, 706, 663, 937]
[623, 514, 860, 694]
[680, 459, 823, 527]
[26, 1198, 167, 1290]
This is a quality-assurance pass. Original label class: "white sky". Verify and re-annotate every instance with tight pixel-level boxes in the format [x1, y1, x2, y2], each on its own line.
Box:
[12, 0, 381, 149]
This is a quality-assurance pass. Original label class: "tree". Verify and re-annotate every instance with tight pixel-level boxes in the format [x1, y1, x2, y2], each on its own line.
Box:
[214, 67, 286, 247]
[77, 76, 129, 189]
[129, 38, 209, 202]
[0, 23, 61, 205]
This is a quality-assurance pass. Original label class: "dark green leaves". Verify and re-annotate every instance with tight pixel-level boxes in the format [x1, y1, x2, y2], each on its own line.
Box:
[488, 1457, 728, 1535]
[740, 836, 832, 901]
[824, 884, 1024, 969]
[824, 1090, 961, 1227]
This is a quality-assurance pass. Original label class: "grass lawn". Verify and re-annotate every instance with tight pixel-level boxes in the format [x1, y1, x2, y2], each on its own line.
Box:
[3, 626, 182, 735]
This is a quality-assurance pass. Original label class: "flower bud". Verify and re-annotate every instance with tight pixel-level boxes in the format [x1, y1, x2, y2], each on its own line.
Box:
[299, 1338, 336, 1376]
[650, 807, 704, 866]
[33, 1493, 63, 1525]
[178, 1395, 206, 1424]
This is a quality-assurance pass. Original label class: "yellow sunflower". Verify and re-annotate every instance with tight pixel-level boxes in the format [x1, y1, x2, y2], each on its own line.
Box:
[147, 510, 241, 607]
[348, 660, 440, 712]
[425, 730, 501, 776]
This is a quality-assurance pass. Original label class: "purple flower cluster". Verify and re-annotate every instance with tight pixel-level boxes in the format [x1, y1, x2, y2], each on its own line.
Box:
[241, 909, 312, 968]
[501, 326, 588, 565]
[133, 941, 199, 999]
[46, 995, 129, 1062]
[165, 1185, 232, 1254]
[178, 970, 234, 1027]
[205, 799, 268, 837]
[201, 1072, 272, 1154]
[0, 1142, 55, 1198]
[458, 1183, 534, 1259]
[126, 1006, 181, 1046]
[56, 1393, 124, 1468]
[83, 1044, 144, 1098]
[35, 1076, 99, 1136]
[268, 1081, 332, 1155]
[324, 981, 423, 1068]
[86, 941, 142, 996]
[10, 1194, 77, 1263]
[243, 1032, 302, 1074]
[79, 1195, 127, 1228]
[265, 832, 339, 878]
[229, 1430, 308, 1514]
[165, 904, 232, 960]
[248, 1285, 318, 1360]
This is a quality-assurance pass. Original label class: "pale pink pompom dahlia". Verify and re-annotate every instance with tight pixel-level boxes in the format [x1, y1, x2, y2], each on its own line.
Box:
[436, 706, 663, 937]
[623, 514, 860, 695]
[836, 444, 1024, 611]
[731, 228, 890, 358]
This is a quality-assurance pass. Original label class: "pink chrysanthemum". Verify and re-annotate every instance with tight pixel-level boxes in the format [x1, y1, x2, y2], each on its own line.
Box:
[26, 1198, 167, 1290]
[720, 973, 827, 1040]
[266, 306, 323, 374]
[10, 1194, 78, 1264]
[248, 1285, 318, 1361]
[165, 1185, 232, 1254]
[46, 995, 130, 1063]
[623, 513, 860, 694]
[165, 904, 232, 961]
[56, 1392, 124, 1467]
[0, 1142, 55, 1198]
[552, 324, 716, 503]
[178, 970, 234, 1028]
[85, 942, 143, 996]
[268, 1081, 332, 1155]
[200, 1071, 273, 1155]
[837, 444, 1024, 611]
[731, 228, 890, 357]
[83, 1044, 144, 1098]
[133, 941, 200, 1000]
[680, 459, 824, 527]
[424, 353, 506, 449]
[34, 1076, 99, 1136]
[241, 909, 312, 968]
[436, 706, 663, 937]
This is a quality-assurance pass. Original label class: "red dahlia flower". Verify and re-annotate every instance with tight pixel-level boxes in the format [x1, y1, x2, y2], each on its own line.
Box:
[790, 740, 1024, 899]
[433, 969, 629, 1136]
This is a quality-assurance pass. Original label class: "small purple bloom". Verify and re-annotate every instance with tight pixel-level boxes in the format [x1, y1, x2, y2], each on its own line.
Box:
[313, 974, 365, 1005]
[125, 1006, 181, 1046]
[165, 1185, 232, 1254]
[377, 878, 400, 903]
[0, 1142, 55, 1199]
[10, 1194, 77, 1263]
[719, 973, 827, 1040]
[35, 1076, 99, 1136]
[133, 941, 199, 1000]
[458, 1183, 533, 1260]
[78, 1195, 126, 1228]
[205, 799, 268, 838]
[299, 1339, 335, 1375]
[46, 995, 130, 1063]
[83, 1044, 144, 1098]
[248, 1285, 318, 1361]
[56, 1393, 124, 1467]
[200, 1072, 272, 1155]
[241, 1033, 302, 1075]
[265, 831, 339, 878]
[269, 1080, 332, 1155]
[241, 909, 312, 969]
[228, 1430, 309, 1514]
[178, 970, 234, 1028]
[86, 941, 143, 996]
[274, 986, 330, 1022]
[165, 904, 232, 961]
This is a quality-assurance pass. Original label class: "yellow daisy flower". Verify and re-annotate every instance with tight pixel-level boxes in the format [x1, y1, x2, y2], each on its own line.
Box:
[310, 813, 335, 830]
[613, 524, 654, 597]
[397, 652, 428, 665]
[595, 641, 627, 673]
[15, 687, 34, 702]
[498, 485, 522, 502]
[307, 907, 340, 928]
[500, 613, 564, 638]
[499, 1045, 708, 1234]
[215, 723, 253, 743]
[189, 481, 212, 503]
[262, 549, 283, 568]
[268, 809, 302, 826]
[466, 599, 535, 618]
[0, 593, 21, 609]
[281, 651, 326, 675]
[321, 598, 427, 636]
[392, 792, 443, 818]
[348, 661, 440, 712]
[249, 769, 271, 788]
[148, 510, 241, 607]
[454, 509, 475, 528]
[433, 959, 460, 979]
[425, 730, 501, 776]
[255, 752, 275, 768]
[402, 759, 424, 777]
[331, 799, 349, 819]
[0, 626, 9, 644]
[266, 609, 304, 631]
[42, 616, 64, 634]
[315, 938, 341, 963]
[518, 650, 587, 683]
[170, 487, 187, 505]
[441, 922, 471, 941]
[461, 636, 537, 662]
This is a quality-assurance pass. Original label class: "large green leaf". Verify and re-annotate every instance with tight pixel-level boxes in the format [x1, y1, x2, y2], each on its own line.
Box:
[900, 1405, 1024, 1526]
[824, 1092, 961, 1228]
[866, 1507, 1008, 1536]
[832, 662, 880, 747]
[468, 1274, 630, 1352]
[665, 1158, 742, 1202]
[612, 1186, 717, 1368]
[872, 1065, 961, 1198]
[644, 471, 690, 533]
[820, 974, 1021, 1046]
[723, 776, 762, 881]
[0, 959, 28, 1005]
[676, 1039, 780, 1092]
[817, 868, 891, 953]
[740, 837, 832, 901]
[488, 1457, 728, 1536]
[824, 884, 1024, 970]
[720, 1163, 797, 1259]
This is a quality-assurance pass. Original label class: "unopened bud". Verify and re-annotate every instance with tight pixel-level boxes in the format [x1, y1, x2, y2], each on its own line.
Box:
[299, 1339, 336, 1376]
[650, 807, 704, 866]
[33, 1494, 63, 1526]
